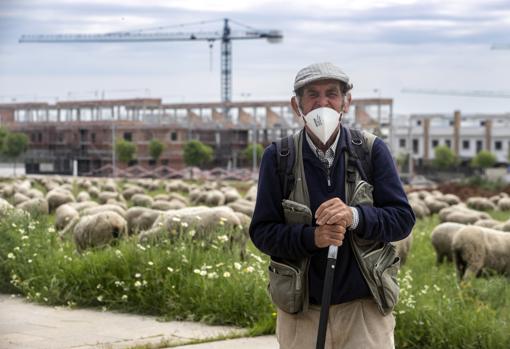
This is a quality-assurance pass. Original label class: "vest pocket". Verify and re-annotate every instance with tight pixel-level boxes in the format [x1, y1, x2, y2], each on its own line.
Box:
[282, 199, 313, 225]
[268, 258, 305, 314]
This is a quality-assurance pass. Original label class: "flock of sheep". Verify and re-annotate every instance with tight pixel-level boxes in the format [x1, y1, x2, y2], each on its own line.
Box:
[408, 190, 510, 280]
[1, 176, 509, 282]
[0, 177, 257, 255]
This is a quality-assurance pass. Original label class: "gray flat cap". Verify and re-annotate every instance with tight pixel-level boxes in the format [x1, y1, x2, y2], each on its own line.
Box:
[294, 62, 353, 92]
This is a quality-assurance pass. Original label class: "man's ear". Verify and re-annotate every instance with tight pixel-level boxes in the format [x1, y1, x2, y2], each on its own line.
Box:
[342, 92, 352, 113]
[291, 96, 301, 117]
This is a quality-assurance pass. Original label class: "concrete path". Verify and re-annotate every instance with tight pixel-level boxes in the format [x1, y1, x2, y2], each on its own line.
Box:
[0, 294, 277, 349]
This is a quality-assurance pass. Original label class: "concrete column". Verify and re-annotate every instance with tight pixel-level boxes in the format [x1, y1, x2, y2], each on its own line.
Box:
[423, 118, 430, 160]
[453, 110, 461, 156]
[485, 119, 492, 151]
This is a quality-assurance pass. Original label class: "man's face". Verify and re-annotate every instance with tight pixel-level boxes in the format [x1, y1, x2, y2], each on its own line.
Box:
[296, 79, 348, 115]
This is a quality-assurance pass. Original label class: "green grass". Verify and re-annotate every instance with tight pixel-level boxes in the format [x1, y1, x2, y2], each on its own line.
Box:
[1, 210, 509, 348]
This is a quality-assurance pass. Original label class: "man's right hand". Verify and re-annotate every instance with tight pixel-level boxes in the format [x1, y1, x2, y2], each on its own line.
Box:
[314, 224, 346, 248]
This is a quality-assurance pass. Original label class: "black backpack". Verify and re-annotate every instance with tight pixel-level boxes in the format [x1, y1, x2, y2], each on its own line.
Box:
[274, 128, 374, 200]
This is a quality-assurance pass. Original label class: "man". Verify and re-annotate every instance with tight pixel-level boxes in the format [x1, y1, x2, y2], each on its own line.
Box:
[249, 62, 415, 349]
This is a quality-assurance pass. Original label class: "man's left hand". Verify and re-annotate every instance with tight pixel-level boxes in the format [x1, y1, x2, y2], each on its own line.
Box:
[315, 197, 353, 227]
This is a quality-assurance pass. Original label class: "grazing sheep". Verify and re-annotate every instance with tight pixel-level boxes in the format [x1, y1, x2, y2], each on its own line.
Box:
[222, 187, 241, 204]
[205, 190, 226, 206]
[55, 204, 79, 230]
[497, 198, 510, 211]
[13, 192, 30, 206]
[439, 194, 461, 205]
[424, 196, 449, 214]
[88, 186, 100, 198]
[76, 191, 91, 202]
[0, 184, 14, 198]
[105, 199, 128, 211]
[438, 205, 490, 224]
[140, 206, 241, 243]
[466, 197, 497, 211]
[409, 199, 430, 219]
[68, 201, 99, 212]
[26, 189, 44, 199]
[474, 219, 501, 229]
[393, 233, 413, 265]
[244, 185, 257, 202]
[73, 211, 128, 251]
[452, 226, 510, 280]
[131, 194, 154, 208]
[17, 198, 49, 216]
[227, 199, 255, 217]
[81, 204, 126, 218]
[46, 189, 75, 212]
[151, 199, 186, 211]
[166, 180, 190, 193]
[98, 191, 120, 204]
[101, 181, 117, 192]
[126, 207, 162, 235]
[0, 197, 14, 217]
[167, 193, 189, 205]
[500, 220, 510, 232]
[430, 222, 466, 263]
[122, 186, 145, 200]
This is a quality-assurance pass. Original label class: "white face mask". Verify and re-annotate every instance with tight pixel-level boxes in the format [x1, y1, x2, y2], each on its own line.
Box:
[300, 107, 342, 145]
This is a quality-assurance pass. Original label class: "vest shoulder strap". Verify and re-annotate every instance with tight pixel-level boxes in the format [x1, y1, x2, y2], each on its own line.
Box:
[345, 127, 376, 184]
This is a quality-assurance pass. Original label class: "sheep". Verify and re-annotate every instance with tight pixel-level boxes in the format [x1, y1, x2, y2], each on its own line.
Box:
[0, 183, 14, 198]
[452, 226, 510, 280]
[151, 199, 186, 211]
[466, 197, 497, 211]
[409, 199, 430, 219]
[222, 187, 241, 204]
[131, 194, 154, 208]
[205, 190, 226, 206]
[497, 198, 510, 211]
[424, 196, 449, 214]
[16, 198, 49, 216]
[438, 205, 490, 224]
[55, 204, 80, 230]
[474, 219, 501, 229]
[139, 206, 242, 243]
[126, 207, 162, 235]
[46, 189, 75, 212]
[0, 197, 13, 216]
[167, 193, 189, 205]
[26, 189, 44, 199]
[98, 191, 120, 204]
[68, 201, 99, 212]
[430, 222, 466, 264]
[393, 233, 413, 265]
[81, 204, 126, 218]
[76, 191, 91, 202]
[499, 220, 510, 232]
[227, 199, 255, 217]
[122, 186, 145, 200]
[439, 194, 461, 206]
[13, 192, 30, 206]
[244, 185, 257, 202]
[73, 211, 128, 251]
[88, 186, 100, 198]
[101, 180, 117, 192]
[166, 180, 191, 193]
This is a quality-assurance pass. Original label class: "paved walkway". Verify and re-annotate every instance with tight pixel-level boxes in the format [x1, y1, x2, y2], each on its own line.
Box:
[0, 294, 278, 349]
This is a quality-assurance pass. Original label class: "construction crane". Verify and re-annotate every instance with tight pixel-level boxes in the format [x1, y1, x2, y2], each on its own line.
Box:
[19, 18, 283, 107]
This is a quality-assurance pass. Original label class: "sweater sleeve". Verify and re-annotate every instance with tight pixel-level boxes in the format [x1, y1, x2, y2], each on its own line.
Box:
[249, 144, 320, 259]
[352, 138, 416, 242]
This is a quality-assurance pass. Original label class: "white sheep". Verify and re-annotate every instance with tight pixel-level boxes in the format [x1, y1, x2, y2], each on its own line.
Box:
[424, 196, 449, 214]
[73, 211, 128, 251]
[430, 222, 466, 263]
[227, 199, 255, 217]
[46, 188, 75, 212]
[244, 184, 257, 202]
[126, 207, 162, 235]
[131, 194, 154, 208]
[55, 204, 80, 230]
[473, 219, 501, 229]
[76, 191, 91, 202]
[16, 198, 49, 216]
[151, 199, 186, 211]
[452, 226, 510, 280]
[497, 198, 510, 211]
[81, 204, 127, 218]
[466, 197, 496, 211]
[393, 233, 413, 265]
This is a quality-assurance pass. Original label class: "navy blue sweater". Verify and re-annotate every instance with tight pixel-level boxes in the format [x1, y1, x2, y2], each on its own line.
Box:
[249, 126, 416, 305]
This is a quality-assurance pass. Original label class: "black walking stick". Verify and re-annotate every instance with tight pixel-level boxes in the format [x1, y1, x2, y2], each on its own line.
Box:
[316, 245, 338, 349]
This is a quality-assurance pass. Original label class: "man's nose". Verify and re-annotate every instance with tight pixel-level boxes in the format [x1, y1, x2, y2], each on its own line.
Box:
[317, 95, 330, 107]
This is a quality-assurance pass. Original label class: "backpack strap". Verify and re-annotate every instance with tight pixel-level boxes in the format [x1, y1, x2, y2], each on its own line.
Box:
[274, 135, 296, 199]
[345, 127, 375, 184]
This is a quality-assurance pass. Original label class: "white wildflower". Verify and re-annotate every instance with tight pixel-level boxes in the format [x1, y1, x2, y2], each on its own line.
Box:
[167, 267, 174, 272]
[7, 253, 15, 260]
[234, 262, 242, 270]
[97, 295, 104, 302]
[223, 271, 231, 278]
[134, 281, 142, 288]
[135, 273, 141, 278]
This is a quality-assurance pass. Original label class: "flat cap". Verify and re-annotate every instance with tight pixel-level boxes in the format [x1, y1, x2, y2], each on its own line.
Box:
[294, 62, 353, 92]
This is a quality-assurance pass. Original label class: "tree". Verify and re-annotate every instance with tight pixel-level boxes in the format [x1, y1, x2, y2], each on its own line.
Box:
[432, 145, 458, 169]
[148, 139, 164, 165]
[2, 132, 28, 176]
[183, 140, 213, 167]
[0, 127, 8, 153]
[115, 139, 136, 165]
[243, 143, 264, 163]
[471, 150, 497, 169]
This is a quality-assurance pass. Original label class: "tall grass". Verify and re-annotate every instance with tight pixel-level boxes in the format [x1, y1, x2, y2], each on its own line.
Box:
[0, 210, 509, 347]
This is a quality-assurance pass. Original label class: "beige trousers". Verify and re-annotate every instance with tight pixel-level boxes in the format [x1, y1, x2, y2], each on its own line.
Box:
[276, 298, 395, 349]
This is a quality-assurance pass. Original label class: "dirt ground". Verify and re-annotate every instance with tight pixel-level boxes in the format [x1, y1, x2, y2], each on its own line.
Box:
[433, 182, 510, 201]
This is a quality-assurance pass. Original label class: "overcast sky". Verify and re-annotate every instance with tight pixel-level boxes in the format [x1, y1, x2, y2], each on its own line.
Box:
[1, 0, 509, 115]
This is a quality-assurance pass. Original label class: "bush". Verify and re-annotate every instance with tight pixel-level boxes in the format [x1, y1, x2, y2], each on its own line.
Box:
[471, 150, 497, 169]
[433, 145, 458, 169]
[183, 140, 213, 167]
[148, 139, 164, 164]
[115, 139, 136, 165]
[243, 144, 264, 163]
